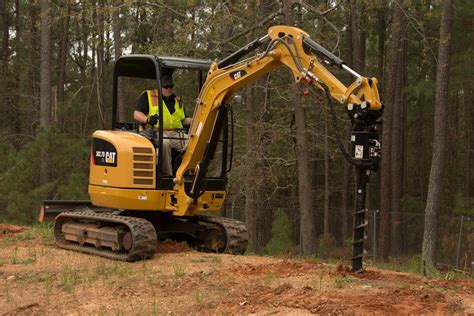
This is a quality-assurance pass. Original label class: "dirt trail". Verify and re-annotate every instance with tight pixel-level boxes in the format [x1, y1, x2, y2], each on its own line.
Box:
[0, 230, 472, 315]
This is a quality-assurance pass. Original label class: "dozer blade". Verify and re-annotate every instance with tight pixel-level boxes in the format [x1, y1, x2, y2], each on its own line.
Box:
[38, 200, 113, 222]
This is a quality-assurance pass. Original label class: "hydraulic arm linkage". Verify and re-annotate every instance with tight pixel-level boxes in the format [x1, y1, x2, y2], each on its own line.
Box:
[174, 25, 382, 272]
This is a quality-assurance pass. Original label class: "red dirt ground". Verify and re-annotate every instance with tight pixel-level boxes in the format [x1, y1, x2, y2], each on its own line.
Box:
[0, 231, 473, 315]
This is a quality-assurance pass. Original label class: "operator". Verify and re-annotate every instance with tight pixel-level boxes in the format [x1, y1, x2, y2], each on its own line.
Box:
[133, 75, 192, 176]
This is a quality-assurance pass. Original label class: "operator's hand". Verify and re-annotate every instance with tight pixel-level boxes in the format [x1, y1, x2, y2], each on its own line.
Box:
[148, 115, 159, 126]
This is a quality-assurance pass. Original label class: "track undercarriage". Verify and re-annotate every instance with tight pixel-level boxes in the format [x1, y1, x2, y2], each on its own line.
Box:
[51, 206, 248, 261]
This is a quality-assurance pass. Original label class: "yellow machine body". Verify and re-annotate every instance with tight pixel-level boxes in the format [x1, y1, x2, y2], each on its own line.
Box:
[88, 130, 225, 216]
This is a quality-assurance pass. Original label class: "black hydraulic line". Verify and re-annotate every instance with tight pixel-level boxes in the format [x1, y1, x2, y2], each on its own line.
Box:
[302, 36, 344, 68]
[221, 105, 229, 177]
[218, 36, 269, 69]
[227, 104, 234, 173]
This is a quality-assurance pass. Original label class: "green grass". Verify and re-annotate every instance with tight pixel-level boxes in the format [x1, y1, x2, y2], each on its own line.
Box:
[195, 290, 203, 305]
[374, 255, 468, 280]
[59, 264, 81, 293]
[0, 223, 53, 244]
[335, 277, 353, 288]
[173, 264, 185, 279]
[8, 247, 37, 265]
[375, 255, 424, 275]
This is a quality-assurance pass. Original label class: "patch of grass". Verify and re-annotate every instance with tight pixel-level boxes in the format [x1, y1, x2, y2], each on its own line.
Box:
[5, 284, 12, 303]
[265, 271, 278, 281]
[210, 255, 222, 265]
[59, 264, 81, 293]
[335, 277, 353, 288]
[195, 290, 203, 305]
[0, 223, 53, 244]
[191, 255, 223, 265]
[443, 270, 466, 281]
[376, 255, 424, 275]
[150, 301, 158, 315]
[10, 247, 18, 264]
[98, 305, 107, 316]
[114, 307, 126, 316]
[44, 277, 52, 304]
[173, 264, 185, 279]
[31, 222, 54, 244]
[9, 247, 37, 265]
[2, 232, 34, 243]
[94, 262, 131, 279]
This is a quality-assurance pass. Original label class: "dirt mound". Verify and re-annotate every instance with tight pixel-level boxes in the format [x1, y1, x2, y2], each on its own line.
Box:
[0, 224, 28, 239]
[156, 239, 191, 253]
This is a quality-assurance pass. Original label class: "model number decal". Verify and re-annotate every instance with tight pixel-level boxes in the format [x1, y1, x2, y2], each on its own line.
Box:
[95, 151, 117, 164]
[92, 138, 118, 167]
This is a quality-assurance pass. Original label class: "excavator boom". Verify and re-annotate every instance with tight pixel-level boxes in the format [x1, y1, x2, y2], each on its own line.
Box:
[173, 25, 383, 272]
[174, 25, 381, 215]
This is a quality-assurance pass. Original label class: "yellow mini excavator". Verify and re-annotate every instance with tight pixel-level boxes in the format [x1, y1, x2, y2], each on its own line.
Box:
[39, 25, 382, 272]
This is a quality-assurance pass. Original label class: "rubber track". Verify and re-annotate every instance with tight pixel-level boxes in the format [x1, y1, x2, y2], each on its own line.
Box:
[54, 212, 157, 261]
[194, 215, 248, 255]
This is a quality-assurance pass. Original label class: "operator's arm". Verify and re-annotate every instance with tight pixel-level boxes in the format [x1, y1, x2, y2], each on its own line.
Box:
[134, 111, 148, 124]
[134, 92, 150, 124]
[182, 117, 192, 126]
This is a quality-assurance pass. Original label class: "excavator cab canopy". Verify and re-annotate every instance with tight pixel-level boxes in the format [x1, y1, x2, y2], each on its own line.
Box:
[110, 54, 229, 188]
[112, 55, 213, 130]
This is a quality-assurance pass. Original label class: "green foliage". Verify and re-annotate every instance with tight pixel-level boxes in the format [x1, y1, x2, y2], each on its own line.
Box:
[335, 277, 353, 288]
[264, 208, 294, 256]
[377, 255, 424, 275]
[0, 126, 89, 224]
[400, 195, 424, 214]
[453, 193, 474, 216]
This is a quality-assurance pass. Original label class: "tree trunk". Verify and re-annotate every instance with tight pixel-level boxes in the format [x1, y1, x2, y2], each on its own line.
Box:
[344, 0, 354, 68]
[468, 90, 474, 197]
[390, 32, 406, 257]
[1, 0, 10, 128]
[350, 0, 366, 73]
[422, 0, 453, 272]
[57, 1, 70, 110]
[340, 0, 354, 244]
[323, 114, 330, 239]
[244, 83, 258, 253]
[1, 0, 9, 74]
[283, 0, 317, 256]
[39, 0, 52, 185]
[243, 0, 274, 253]
[112, 0, 126, 123]
[95, 0, 106, 129]
[376, 4, 386, 99]
[378, 1, 404, 262]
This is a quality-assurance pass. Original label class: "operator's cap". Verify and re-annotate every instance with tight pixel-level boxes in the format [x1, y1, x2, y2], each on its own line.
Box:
[161, 75, 173, 88]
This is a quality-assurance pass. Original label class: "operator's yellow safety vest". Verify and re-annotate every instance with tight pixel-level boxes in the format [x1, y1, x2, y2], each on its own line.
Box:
[146, 90, 185, 129]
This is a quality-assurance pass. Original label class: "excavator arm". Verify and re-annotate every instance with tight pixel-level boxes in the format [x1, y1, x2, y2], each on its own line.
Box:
[173, 25, 381, 217]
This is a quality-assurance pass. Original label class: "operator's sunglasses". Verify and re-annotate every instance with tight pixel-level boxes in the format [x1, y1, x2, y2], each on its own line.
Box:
[163, 85, 173, 89]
